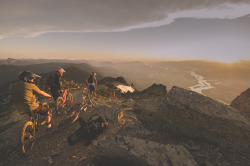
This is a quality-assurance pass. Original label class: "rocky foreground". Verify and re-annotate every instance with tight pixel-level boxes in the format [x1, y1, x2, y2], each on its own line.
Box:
[0, 82, 250, 166]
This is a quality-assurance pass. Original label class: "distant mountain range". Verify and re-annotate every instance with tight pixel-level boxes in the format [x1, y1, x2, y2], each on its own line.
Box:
[1, 58, 250, 104]
[99, 60, 250, 104]
[0, 58, 90, 65]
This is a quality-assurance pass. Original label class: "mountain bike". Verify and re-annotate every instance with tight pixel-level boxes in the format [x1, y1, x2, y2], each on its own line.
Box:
[20, 102, 52, 154]
[56, 87, 73, 114]
[57, 87, 92, 130]
[81, 87, 97, 107]
[82, 87, 91, 100]
[113, 88, 122, 99]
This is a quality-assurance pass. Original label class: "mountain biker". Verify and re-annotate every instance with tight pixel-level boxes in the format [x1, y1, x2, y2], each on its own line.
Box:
[48, 67, 66, 101]
[9, 71, 53, 129]
[86, 72, 97, 97]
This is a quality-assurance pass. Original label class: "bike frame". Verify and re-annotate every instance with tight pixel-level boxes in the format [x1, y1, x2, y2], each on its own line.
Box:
[62, 88, 69, 103]
[28, 98, 50, 128]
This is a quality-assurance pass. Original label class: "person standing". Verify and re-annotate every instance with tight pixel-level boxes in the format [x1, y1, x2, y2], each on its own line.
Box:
[86, 72, 97, 97]
[48, 67, 66, 101]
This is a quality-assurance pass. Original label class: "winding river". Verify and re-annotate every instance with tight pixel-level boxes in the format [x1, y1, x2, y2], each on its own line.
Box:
[189, 71, 214, 94]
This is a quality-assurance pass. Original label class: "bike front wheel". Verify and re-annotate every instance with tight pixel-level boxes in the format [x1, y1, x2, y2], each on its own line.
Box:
[56, 97, 64, 114]
[66, 93, 73, 106]
[20, 121, 35, 154]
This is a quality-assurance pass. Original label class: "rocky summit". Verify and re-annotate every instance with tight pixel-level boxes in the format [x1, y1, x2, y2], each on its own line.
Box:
[1, 75, 250, 166]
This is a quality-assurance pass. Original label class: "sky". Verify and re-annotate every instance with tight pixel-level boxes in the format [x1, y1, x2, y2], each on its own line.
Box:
[0, 0, 250, 62]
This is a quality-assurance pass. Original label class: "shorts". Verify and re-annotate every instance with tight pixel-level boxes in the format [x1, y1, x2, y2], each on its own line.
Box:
[28, 104, 51, 116]
[88, 85, 95, 93]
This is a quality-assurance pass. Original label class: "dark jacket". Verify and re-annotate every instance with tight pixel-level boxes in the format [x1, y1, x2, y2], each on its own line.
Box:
[52, 71, 62, 90]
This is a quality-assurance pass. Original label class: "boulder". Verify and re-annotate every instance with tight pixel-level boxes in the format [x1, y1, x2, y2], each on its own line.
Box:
[94, 136, 198, 166]
[157, 86, 250, 152]
[230, 88, 250, 117]
[127, 84, 167, 99]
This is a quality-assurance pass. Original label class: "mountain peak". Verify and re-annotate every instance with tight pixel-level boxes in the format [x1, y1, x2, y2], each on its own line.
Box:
[230, 88, 250, 118]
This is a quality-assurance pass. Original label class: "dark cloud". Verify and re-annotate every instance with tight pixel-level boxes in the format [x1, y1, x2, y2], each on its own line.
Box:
[0, 0, 250, 38]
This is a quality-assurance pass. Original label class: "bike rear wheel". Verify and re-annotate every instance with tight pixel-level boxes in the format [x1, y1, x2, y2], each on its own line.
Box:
[66, 93, 73, 106]
[82, 88, 89, 99]
[56, 97, 64, 114]
[20, 121, 35, 154]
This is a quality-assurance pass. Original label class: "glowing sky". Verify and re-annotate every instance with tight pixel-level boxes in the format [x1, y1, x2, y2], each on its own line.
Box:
[0, 0, 250, 62]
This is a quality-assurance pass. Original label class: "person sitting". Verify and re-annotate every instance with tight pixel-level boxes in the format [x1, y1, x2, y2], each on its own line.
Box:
[10, 71, 53, 129]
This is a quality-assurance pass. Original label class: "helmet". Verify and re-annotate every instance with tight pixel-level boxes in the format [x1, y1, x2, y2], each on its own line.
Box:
[58, 67, 66, 75]
[19, 71, 41, 83]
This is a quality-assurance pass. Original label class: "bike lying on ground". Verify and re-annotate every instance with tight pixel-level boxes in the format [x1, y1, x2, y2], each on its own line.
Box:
[81, 87, 91, 100]
[20, 102, 52, 154]
[82, 87, 99, 107]
[57, 87, 101, 130]
[56, 87, 73, 114]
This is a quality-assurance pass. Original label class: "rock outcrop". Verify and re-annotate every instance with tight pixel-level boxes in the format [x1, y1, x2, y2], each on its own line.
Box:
[140, 84, 167, 98]
[94, 136, 198, 166]
[127, 84, 167, 99]
[156, 86, 250, 152]
[230, 88, 250, 117]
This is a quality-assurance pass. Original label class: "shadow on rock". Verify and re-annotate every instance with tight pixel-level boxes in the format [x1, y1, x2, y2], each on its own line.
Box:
[68, 114, 108, 146]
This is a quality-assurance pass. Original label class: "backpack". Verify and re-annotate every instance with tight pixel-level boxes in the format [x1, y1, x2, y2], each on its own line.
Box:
[68, 114, 108, 146]
[46, 73, 55, 87]
[88, 75, 94, 83]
